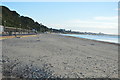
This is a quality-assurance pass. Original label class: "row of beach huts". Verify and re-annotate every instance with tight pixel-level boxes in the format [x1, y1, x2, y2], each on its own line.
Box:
[0, 25, 37, 36]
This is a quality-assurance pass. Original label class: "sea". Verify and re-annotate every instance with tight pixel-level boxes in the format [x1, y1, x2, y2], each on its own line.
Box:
[61, 34, 120, 44]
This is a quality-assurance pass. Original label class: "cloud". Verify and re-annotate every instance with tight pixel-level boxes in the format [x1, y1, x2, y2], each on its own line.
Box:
[46, 22, 118, 34]
[46, 20, 118, 30]
[67, 19, 117, 29]
[45, 16, 118, 34]
[94, 16, 118, 21]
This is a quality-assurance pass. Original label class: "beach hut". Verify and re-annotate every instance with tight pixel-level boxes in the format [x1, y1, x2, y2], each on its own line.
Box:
[0, 25, 4, 32]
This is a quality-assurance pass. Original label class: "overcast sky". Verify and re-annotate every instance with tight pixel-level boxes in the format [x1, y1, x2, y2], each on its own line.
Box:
[1, 2, 118, 34]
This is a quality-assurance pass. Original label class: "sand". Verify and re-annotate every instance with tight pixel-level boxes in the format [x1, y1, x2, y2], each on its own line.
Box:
[1, 33, 119, 78]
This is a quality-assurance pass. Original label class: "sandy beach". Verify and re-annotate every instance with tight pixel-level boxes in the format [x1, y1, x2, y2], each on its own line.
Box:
[2, 33, 118, 78]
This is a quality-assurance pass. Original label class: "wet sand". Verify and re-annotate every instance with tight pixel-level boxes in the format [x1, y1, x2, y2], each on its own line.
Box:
[2, 33, 118, 78]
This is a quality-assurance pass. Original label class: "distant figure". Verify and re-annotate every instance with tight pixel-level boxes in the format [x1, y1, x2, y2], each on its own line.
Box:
[14, 33, 17, 37]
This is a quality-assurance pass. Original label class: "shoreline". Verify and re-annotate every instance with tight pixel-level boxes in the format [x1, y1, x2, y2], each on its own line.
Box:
[2, 33, 118, 78]
[59, 34, 119, 45]
[61, 35, 119, 46]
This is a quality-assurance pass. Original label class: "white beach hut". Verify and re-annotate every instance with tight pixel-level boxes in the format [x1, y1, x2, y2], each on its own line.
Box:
[0, 25, 4, 34]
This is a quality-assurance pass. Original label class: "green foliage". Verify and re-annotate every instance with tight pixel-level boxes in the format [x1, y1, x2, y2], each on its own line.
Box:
[1, 6, 49, 32]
